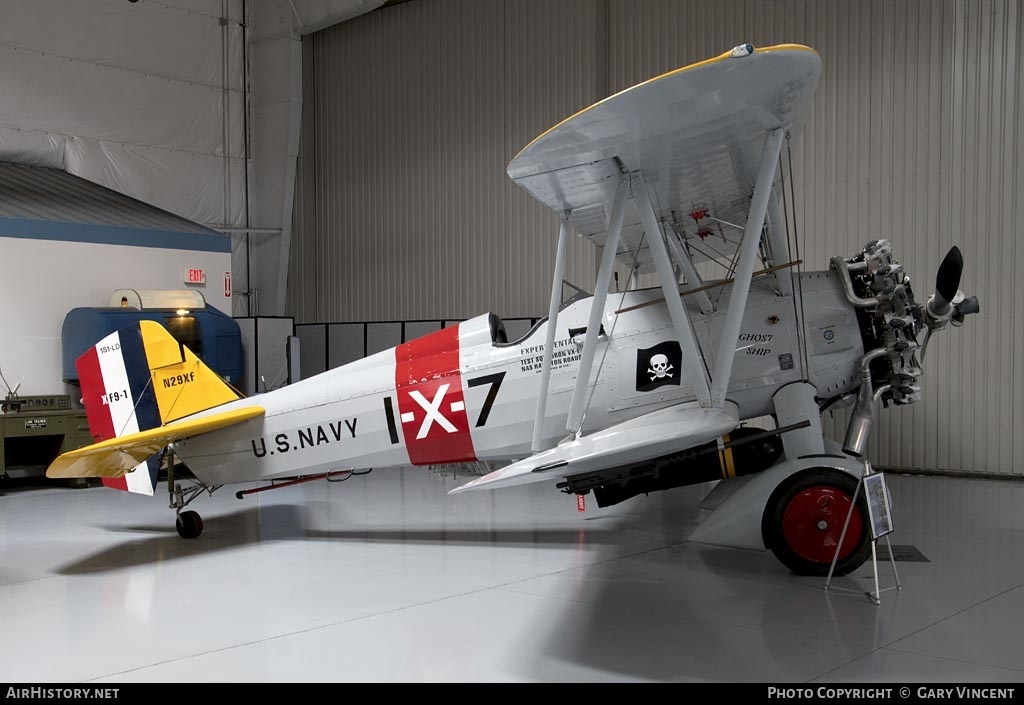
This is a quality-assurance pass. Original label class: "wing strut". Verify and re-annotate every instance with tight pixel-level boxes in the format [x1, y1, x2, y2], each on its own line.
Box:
[666, 222, 715, 315]
[532, 215, 571, 452]
[635, 175, 712, 406]
[566, 176, 628, 436]
[709, 128, 784, 406]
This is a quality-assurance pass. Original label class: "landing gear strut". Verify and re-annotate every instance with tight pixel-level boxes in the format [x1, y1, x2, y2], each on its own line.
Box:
[166, 451, 218, 539]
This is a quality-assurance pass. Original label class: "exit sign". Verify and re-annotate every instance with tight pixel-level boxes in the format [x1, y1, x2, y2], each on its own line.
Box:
[184, 268, 206, 285]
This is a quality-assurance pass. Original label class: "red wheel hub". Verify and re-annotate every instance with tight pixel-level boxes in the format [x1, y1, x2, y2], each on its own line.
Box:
[782, 486, 862, 564]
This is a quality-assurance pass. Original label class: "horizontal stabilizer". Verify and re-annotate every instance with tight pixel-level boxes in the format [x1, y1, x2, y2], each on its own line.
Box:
[46, 406, 265, 479]
[450, 401, 738, 494]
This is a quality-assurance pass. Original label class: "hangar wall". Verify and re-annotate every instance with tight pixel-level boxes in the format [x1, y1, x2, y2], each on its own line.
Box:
[291, 0, 1023, 476]
[1, 238, 231, 395]
[290, 0, 607, 322]
[0, 163, 233, 396]
[0, 0, 246, 229]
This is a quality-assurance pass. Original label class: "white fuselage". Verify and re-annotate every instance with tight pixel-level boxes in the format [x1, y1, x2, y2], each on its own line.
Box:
[175, 272, 864, 485]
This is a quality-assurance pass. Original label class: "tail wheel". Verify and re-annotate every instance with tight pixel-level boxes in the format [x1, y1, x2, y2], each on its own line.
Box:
[763, 468, 871, 577]
[176, 510, 204, 539]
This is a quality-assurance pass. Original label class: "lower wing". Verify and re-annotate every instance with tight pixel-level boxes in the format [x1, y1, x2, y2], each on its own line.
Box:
[449, 401, 738, 493]
[46, 406, 265, 479]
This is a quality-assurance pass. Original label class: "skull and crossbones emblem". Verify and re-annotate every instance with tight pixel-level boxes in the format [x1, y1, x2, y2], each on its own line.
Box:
[648, 354, 674, 381]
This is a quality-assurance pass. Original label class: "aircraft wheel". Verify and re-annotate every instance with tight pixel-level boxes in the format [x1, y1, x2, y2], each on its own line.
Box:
[176, 510, 204, 539]
[762, 468, 870, 577]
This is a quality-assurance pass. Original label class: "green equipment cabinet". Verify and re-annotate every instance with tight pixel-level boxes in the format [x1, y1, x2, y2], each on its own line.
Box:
[0, 395, 93, 480]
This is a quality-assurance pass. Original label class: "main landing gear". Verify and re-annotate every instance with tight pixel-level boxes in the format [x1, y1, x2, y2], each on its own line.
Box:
[167, 454, 218, 539]
[762, 467, 871, 577]
[176, 510, 204, 539]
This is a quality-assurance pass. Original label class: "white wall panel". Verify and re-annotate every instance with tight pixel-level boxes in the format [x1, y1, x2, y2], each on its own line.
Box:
[160, 0, 244, 22]
[0, 0, 243, 89]
[0, 126, 66, 168]
[0, 44, 240, 156]
[0, 0, 245, 227]
[293, 0, 1023, 476]
[64, 139, 245, 227]
[0, 237, 231, 395]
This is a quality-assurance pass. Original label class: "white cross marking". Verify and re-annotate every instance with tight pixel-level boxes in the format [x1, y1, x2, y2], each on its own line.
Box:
[408, 384, 458, 439]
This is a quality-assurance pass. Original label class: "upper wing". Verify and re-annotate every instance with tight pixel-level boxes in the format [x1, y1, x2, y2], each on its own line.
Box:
[507, 44, 820, 272]
[46, 405, 265, 479]
[449, 401, 738, 493]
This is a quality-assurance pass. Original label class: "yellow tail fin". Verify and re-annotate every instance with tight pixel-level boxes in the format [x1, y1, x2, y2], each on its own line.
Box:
[61, 320, 247, 492]
[138, 320, 243, 424]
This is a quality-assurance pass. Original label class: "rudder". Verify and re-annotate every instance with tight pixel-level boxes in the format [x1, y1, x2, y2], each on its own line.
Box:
[75, 320, 242, 494]
[136, 320, 241, 424]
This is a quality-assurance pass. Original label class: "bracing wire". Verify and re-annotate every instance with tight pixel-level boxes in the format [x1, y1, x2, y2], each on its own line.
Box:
[784, 133, 811, 381]
[779, 137, 803, 375]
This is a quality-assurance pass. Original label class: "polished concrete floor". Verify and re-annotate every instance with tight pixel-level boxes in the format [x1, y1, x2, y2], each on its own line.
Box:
[1, 468, 1022, 682]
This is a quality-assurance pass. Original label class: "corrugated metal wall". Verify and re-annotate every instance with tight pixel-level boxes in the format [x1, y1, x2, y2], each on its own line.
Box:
[292, 0, 1023, 475]
[290, 0, 605, 322]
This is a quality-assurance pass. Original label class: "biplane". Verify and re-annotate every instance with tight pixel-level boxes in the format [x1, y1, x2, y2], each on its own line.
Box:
[47, 43, 978, 576]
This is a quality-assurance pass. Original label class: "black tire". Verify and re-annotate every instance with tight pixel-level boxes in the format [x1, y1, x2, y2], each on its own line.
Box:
[762, 468, 871, 577]
[176, 510, 204, 539]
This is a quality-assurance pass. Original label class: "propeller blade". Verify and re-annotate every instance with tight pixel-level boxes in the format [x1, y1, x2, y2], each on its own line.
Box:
[935, 246, 963, 306]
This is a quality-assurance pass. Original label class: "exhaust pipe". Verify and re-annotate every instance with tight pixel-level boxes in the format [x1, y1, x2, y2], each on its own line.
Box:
[843, 382, 874, 458]
[843, 348, 888, 457]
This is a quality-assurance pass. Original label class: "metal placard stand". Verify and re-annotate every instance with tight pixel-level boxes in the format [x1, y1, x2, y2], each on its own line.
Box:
[824, 459, 902, 605]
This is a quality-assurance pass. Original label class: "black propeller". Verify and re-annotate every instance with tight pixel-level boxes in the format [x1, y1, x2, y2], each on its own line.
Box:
[934, 245, 964, 312]
[920, 246, 977, 361]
